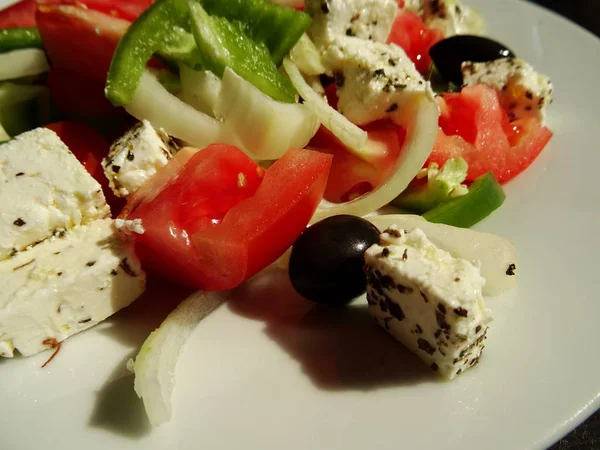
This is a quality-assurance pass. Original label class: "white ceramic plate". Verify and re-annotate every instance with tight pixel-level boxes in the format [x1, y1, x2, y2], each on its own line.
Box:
[1, 0, 599, 449]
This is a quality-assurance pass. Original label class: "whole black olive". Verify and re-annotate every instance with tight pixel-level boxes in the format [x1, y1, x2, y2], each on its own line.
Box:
[429, 35, 516, 86]
[288, 215, 380, 306]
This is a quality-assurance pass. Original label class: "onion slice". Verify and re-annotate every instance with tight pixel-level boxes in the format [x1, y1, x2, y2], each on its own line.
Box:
[311, 93, 439, 222]
[132, 290, 224, 427]
[367, 214, 518, 296]
[179, 64, 222, 117]
[283, 58, 368, 157]
[289, 34, 327, 76]
[0, 49, 49, 81]
[216, 68, 319, 160]
[125, 70, 227, 149]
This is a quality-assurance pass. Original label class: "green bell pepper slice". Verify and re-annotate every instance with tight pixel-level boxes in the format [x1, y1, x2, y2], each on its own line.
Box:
[423, 172, 506, 228]
[0, 28, 43, 53]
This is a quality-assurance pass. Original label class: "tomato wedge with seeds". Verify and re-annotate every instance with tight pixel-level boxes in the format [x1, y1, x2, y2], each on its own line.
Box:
[122, 145, 332, 291]
[427, 85, 552, 183]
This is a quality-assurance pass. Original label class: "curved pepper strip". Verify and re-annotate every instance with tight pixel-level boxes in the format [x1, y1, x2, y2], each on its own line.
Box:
[423, 172, 506, 228]
[0, 28, 43, 53]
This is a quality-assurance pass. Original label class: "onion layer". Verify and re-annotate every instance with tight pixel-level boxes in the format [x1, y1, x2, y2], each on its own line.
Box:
[0, 49, 49, 81]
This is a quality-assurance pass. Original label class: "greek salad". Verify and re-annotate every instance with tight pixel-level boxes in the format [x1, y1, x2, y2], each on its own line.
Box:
[0, 0, 552, 426]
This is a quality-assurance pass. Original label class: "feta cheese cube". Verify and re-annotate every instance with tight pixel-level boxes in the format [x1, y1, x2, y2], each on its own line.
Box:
[0, 128, 110, 261]
[305, 0, 398, 48]
[402, 0, 484, 37]
[102, 120, 178, 198]
[323, 37, 434, 125]
[462, 58, 553, 123]
[364, 226, 492, 380]
[0, 218, 146, 358]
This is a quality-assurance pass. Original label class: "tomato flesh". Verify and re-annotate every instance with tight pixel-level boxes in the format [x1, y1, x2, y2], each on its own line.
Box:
[387, 10, 444, 74]
[309, 122, 405, 203]
[428, 85, 553, 183]
[122, 145, 331, 291]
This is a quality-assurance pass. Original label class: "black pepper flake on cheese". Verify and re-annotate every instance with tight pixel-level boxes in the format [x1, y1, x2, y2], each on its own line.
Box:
[10, 248, 18, 257]
[110, 269, 118, 276]
[79, 318, 92, 324]
[437, 303, 446, 314]
[86, 261, 96, 267]
[378, 248, 390, 258]
[436, 311, 451, 330]
[320, 1, 329, 13]
[127, 150, 135, 161]
[386, 103, 398, 113]
[402, 249, 408, 260]
[57, 272, 63, 276]
[120, 258, 137, 277]
[417, 338, 436, 355]
[421, 292, 429, 303]
[13, 218, 26, 227]
[434, 329, 442, 339]
[380, 274, 395, 290]
[506, 263, 516, 276]
[396, 283, 412, 294]
[415, 324, 423, 334]
[525, 91, 533, 100]
[112, 165, 121, 173]
[13, 259, 34, 271]
[387, 301, 404, 321]
[334, 73, 345, 88]
[431, 362, 439, 371]
[454, 307, 468, 318]
[373, 68, 386, 78]
[476, 325, 482, 333]
[345, 28, 355, 36]
[383, 227, 402, 238]
[388, 58, 396, 67]
[15, 172, 25, 176]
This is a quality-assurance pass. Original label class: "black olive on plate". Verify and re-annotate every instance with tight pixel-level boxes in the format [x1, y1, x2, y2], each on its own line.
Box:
[289, 215, 380, 306]
[429, 35, 516, 86]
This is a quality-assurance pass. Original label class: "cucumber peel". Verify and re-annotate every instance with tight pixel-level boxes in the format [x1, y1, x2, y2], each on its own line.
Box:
[423, 172, 505, 228]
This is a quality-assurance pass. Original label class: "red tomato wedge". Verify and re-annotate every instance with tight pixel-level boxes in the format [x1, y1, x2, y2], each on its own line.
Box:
[387, 10, 444, 74]
[0, 0, 152, 29]
[121, 146, 332, 291]
[36, 3, 129, 117]
[428, 85, 553, 183]
[44, 121, 125, 214]
[309, 122, 406, 203]
[0, 0, 36, 28]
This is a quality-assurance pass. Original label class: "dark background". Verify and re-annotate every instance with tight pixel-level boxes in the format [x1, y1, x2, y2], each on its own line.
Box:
[525, 2, 600, 449]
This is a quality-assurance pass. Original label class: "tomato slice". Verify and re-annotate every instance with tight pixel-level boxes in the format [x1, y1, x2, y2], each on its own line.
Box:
[387, 10, 444, 74]
[428, 85, 553, 183]
[43, 0, 154, 22]
[0, 0, 37, 28]
[44, 121, 125, 214]
[308, 122, 405, 203]
[122, 145, 331, 291]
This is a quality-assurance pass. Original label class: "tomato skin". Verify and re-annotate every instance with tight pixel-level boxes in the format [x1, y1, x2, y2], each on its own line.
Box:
[43, 0, 154, 22]
[0, 0, 37, 28]
[44, 121, 126, 213]
[309, 122, 405, 203]
[387, 10, 444, 74]
[428, 85, 553, 183]
[122, 146, 331, 291]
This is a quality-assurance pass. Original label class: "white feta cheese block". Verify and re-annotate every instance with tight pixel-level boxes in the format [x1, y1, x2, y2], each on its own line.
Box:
[323, 37, 435, 125]
[364, 226, 492, 380]
[402, 0, 484, 37]
[305, 0, 398, 48]
[102, 120, 178, 198]
[0, 128, 110, 261]
[0, 218, 146, 358]
[462, 58, 553, 123]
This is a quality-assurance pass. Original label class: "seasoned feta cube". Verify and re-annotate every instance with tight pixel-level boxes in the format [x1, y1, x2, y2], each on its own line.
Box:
[305, 0, 398, 48]
[0, 128, 110, 261]
[402, 0, 484, 37]
[102, 120, 178, 198]
[0, 219, 146, 358]
[323, 37, 434, 125]
[462, 58, 553, 123]
[364, 226, 492, 380]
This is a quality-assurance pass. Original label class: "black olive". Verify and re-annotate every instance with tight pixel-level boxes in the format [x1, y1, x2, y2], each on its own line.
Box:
[288, 215, 380, 306]
[429, 35, 516, 86]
